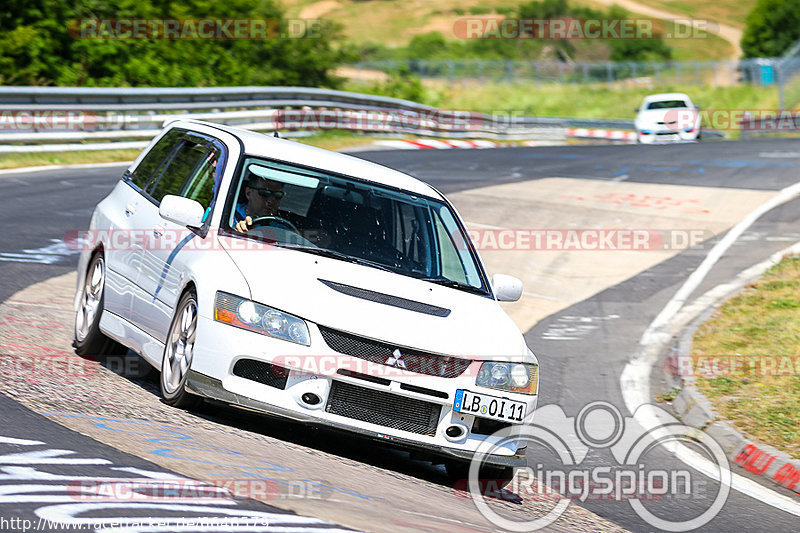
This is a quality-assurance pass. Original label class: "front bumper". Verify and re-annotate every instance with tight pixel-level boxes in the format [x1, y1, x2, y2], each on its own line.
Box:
[638, 129, 699, 143]
[188, 315, 536, 467]
[187, 370, 528, 468]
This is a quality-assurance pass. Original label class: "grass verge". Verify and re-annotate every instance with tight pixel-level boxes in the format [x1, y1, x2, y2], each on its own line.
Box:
[0, 149, 144, 170]
[409, 81, 780, 118]
[691, 255, 800, 459]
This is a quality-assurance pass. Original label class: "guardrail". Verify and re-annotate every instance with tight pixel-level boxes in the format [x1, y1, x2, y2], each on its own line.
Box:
[0, 86, 722, 152]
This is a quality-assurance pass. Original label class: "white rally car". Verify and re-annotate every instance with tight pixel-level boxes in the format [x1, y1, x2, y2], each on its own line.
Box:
[635, 92, 701, 144]
[73, 120, 538, 479]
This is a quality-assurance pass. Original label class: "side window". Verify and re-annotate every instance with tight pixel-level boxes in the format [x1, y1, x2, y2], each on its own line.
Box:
[180, 146, 221, 210]
[127, 129, 184, 190]
[148, 139, 210, 203]
[433, 206, 482, 288]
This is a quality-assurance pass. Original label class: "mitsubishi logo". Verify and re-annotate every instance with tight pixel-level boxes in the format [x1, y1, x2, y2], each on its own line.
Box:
[386, 349, 407, 369]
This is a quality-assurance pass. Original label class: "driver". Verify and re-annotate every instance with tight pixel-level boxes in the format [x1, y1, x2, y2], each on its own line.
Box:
[233, 175, 285, 233]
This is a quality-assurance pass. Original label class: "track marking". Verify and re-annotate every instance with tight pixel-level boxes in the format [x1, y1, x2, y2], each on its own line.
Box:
[621, 178, 800, 514]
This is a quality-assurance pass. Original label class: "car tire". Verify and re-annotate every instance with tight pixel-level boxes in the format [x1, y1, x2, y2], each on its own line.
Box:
[74, 252, 127, 356]
[160, 290, 201, 409]
[445, 459, 516, 488]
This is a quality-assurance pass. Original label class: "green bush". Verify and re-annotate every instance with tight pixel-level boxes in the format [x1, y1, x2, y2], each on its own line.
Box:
[0, 0, 354, 87]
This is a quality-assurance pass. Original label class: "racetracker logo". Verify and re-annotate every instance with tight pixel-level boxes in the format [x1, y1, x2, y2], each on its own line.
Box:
[453, 18, 716, 40]
[0, 110, 98, 131]
[467, 402, 730, 531]
[65, 228, 712, 253]
[661, 109, 800, 132]
[67, 478, 331, 501]
[271, 109, 487, 132]
[462, 229, 711, 251]
[67, 18, 322, 40]
[664, 354, 800, 378]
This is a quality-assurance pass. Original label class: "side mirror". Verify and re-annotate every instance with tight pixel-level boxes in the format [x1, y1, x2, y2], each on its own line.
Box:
[695, 105, 701, 110]
[159, 195, 205, 228]
[492, 274, 523, 302]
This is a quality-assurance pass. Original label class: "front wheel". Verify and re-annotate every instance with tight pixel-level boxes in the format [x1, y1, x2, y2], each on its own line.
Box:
[74, 253, 126, 356]
[160, 290, 201, 409]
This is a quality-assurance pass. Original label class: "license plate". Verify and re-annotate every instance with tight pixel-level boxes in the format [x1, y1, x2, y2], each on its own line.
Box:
[453, 389, 526, 424]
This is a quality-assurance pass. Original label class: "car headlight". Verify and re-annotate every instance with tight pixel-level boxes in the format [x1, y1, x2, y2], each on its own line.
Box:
[476, 362, 538, 394]
[214, 291, 310, 346]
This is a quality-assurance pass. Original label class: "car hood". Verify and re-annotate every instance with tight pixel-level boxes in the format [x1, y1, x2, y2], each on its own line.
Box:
[220, 239, 528, 359]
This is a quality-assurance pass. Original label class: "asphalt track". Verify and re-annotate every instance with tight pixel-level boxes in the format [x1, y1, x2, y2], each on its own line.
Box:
[1, 138, 800, 531]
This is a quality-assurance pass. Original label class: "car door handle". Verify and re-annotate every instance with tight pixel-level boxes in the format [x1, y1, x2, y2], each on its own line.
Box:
[153, 225, 165, 238]
[125, 203, 136, 216]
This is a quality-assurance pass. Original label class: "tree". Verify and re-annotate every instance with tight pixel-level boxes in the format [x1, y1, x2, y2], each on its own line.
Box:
[741, 0, 800, 58]
[0, 0, 353, 86]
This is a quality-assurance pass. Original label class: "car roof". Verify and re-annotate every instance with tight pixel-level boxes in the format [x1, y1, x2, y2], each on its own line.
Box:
[172, 120, 442, 199]
[641, 93, 692, 104]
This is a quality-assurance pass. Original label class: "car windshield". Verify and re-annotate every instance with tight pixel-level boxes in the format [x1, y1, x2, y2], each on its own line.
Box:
[223, 157, 489, 295]
[646, 100, 689, 110]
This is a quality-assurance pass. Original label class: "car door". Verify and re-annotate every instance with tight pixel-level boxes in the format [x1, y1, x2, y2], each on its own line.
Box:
[101, 129, 184, 319]
[132, 130, 226, 342]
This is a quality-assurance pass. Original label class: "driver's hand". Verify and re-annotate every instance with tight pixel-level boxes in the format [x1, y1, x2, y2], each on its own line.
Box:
[234, 216, 252, 233]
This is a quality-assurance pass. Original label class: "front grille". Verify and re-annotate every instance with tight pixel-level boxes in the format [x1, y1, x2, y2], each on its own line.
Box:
[232, 359, 288, 389]
[325, 381, 441, 435]
[318, 326, 471, 378]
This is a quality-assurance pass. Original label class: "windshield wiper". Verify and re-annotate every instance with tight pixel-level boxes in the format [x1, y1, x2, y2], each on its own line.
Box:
[419, 277, 487, 295]
[273, 243, 394, 273]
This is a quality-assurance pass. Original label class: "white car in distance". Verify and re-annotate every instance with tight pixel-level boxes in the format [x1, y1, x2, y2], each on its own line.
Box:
[73, 120, 539, 480]
[635, 92, 701, 143]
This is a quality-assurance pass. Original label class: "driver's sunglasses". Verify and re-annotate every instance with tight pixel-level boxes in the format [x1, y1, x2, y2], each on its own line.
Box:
[253, 188, 284, 200]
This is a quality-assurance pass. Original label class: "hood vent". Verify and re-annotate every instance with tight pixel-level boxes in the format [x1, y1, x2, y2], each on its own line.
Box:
[318, 279, 450, 317]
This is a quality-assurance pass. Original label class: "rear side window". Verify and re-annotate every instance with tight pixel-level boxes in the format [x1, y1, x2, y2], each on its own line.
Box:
[148, 139, 210, 203]
[128, 129, 183, 190]
[126, 128, 226, 211]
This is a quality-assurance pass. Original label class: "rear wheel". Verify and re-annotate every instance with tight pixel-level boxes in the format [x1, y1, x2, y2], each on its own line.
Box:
[74, 252, 126, 356]
[160, 290, 201, 409]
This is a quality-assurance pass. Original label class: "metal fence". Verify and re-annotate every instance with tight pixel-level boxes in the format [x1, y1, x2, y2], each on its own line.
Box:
[350, 58, 780, 88]
[0, 86, 619, 151]
[776, 39, 800, 110]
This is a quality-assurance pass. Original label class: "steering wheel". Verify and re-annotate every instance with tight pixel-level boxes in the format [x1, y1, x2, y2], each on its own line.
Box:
[249, 216, 300, 234]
